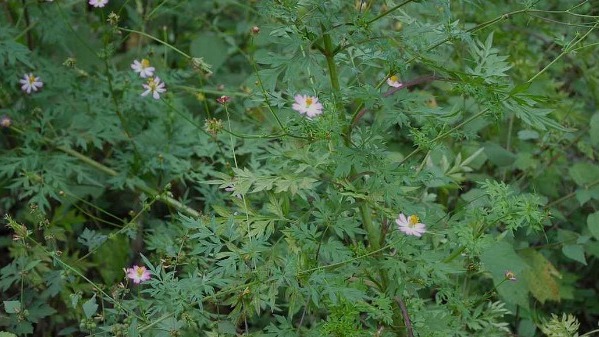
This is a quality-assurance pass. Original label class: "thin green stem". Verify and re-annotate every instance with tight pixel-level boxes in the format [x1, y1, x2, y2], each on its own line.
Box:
[360, 203, 380, 250]
[118, 27, 191, 59]
[246, 36, 286, 132]
[398, 108, 490, 165]
[10, 126, 201, 218]
[322, 26, 341, 94]
[545, 178, 599, 209]
[365, 0, 417, 26]
[528, 21, 599, 83]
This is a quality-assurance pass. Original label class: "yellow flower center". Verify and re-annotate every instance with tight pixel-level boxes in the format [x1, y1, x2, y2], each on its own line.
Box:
[28, 75, 36, 84]
[136, 266, 146, 277]
[389, 75, 399, 82]
[305, 97, 313, 106]
[147, 78, 157, 90]
[141, 59, 150, 68]
[408, 215, 419, 227]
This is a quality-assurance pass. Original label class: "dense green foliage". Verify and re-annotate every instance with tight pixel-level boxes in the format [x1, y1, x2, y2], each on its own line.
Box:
[1, 0, 599, 336]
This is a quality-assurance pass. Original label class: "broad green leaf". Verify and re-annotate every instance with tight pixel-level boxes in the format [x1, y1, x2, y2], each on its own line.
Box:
[480, 240, 529, 309]
[562, 244, 586, 265]
[517, 130, 539, 140]
[70, 292, 81, 308]
[3, 301, 21, 314]
[519, 249, 561, 303]
[588, 212, 599, 240]
[484, 142, 515, 167]
[0, 332, 17, 337]
[190, 33, 228, 73]
[82, 295, 98, 319]
[569, 162, 599, 186]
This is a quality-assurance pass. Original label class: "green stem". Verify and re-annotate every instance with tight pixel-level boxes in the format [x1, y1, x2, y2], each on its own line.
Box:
[527, 21, 599, 84]
[10, 126, 201, 218]
[322, 27, 341, 94]
[398, 108, 490, 165]
[365, 0, 417, 26]
[118, 27, 191, 59]
[360, 203, 380, 250]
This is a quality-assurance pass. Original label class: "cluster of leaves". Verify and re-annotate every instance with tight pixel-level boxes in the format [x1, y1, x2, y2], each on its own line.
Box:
[1, 0, 599, 336]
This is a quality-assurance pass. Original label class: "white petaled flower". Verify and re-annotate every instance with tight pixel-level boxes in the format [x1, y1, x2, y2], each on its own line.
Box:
[131, 59, 155, 78]
[19, 73, 43, 94]
[396, 213, 426, 237]
[89, 0, 108, 7]
[292, 94, 323, 119]
[386, 75, 403, 88]
[141, 77, 166, 100]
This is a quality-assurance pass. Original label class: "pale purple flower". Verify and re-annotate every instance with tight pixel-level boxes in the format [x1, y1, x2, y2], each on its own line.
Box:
[89, 0, 108, 8]
[131, 59, 155, 78]
[0, 115, 11, 128]
[125, 265, 151, 284]
[396, 213, 426, 237]
[19, 73, 43, 94]
[292, 94, 323, 119]
[386, 75, 403, 88]
[141, 77, 166, 99]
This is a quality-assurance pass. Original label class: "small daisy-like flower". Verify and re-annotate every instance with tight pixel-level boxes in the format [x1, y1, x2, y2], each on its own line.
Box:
[19, 73, 43, 94]
[125, 265, 151, 284]
[131, 59, 155, 78]
[0, 115, 12, 128]
[89, 0, 108, 8]
[216, 95, 231, 104]
[292, 94, 323, 119]
[504, 270, 517, 281]
[396, 213, 426, 237]
[386, 75, 403, 88]
[141, 77, 166, 100]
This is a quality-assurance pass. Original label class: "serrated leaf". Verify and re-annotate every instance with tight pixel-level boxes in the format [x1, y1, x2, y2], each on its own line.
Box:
[569, 163, 599, 186]
[588, 212, 599, 240]
[82, 295, 98, 318]
[590, 113, 599, 146]
[517, 130, 539, 140]
[190, 33, 228, 72]
[484, 142, 515, 167]
[562, 244, 586, 265]
[0, 332, 17, 337]
[77, 228, 107, 251]
[70, 292, 81, 308]
[3, 301, 21, 314]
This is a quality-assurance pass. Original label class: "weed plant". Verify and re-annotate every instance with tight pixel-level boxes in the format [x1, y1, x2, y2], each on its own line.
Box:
[1, 1, 599, 336]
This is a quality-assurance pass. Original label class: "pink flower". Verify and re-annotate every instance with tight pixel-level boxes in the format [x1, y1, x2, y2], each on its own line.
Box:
[89, 0, 108, 7]
[125, 265, 151, 284]
[216, 95, 231, 104]
[386, 75, 403, 88]
[292, 94, 323, 119]
[19, 73, 43, 94]
[395, 213, 426, 237]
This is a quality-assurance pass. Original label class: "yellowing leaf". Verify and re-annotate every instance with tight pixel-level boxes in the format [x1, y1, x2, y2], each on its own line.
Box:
[519, 248, 561, 304]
